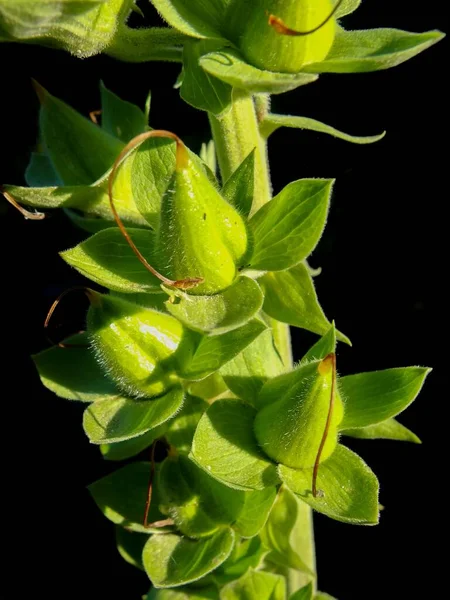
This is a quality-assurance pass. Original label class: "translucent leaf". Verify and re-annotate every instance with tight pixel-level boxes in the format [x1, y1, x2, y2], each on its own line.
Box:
[305, 28, 444, 74]
[260, 487, 314, 574]
[164, 277, 264, 334]
[115, 526, 147, 570]
[179, 319, 267, 381]
[248, 180, 332, 271]
[315, 594, 337, 600]
[342, 418, 421, 444]
[164, 395, 208, 453]
[32, 333, 117, 402]
[190, 399, 280, 491]
[339, 367, 431, 429]
[220, 330, 284, 405]
[150, 0, 226, 40]
[220, 569, 286, 600]
[232, 487, 277, 538]
[279, 445, 379, 525]
[289, 583, 313, 600]
[200, 49, 318, 94]
[100, 81, 147, 142]
[83, 386, 184, 443]
[260, 114, 384, 145]
[143, 529, 235, 588]
[159, 454, 245, 538]
[101, 426, 165, 461]
[88, 462, 169, 533]
[61, 228, 161, 293]
[200, 140, 216, 174]
[260, 264, 350, 343]
[334, 0, 361, 18]
[181, 39, 232, 116]
[222, 149, 255, 218]
[212, 537, 266, 586]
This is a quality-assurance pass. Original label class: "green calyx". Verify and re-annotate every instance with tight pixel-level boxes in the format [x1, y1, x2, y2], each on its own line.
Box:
[87, 292, 193, 398]
[227, 0, 336, 74]
[153, 139, 249, 295]
[254, 354, 344, 470]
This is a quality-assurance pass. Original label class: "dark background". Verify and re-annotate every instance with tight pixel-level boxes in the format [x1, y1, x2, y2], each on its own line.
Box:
[0, 1, 447, 598]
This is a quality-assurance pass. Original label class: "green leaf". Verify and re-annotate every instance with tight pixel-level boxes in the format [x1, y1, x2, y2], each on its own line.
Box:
[222, 149, 255, 218]
[188, 373, 228, 403]
[279, 445, 379, 525]
[181, 39, 232, 116]
[339, 367, 431, 429]
[220, 569, 286, 600]
[200, 49, 318, 95]
[83, 387, 184, 444]
[25, 152, 61, 187]
[143, 529, 235, 588]
[64, 209, 119, 234]
[304, 28, 445, 74]
[301, 324, 337, 363]
[290, 583, 313, 600]
[342, 418, 421, 444]
[190, 399, 280, 491]
[165, 394, 208, 453]
[164, 277, 264, 334]
[159, 454, 245, 538]
[260, 264, 350, 343]
[315, 594, 337, 600]
[179, 319, 267, 381]
[101, 426, 165, 461]
[260, 487, 314, 575]
[100, 81, 147, 142]
[61, 228, 161, 293]
[88, 462, 168, 533]
[200, 140, 216, 174]
[334, 0, 361, 18]
[147, 588, 219, 600]
[150, 0, 226, 40]
[220, 330, 284, 405]
[260, 114, 385, 145]
[36, 82, 124, 185]
[212, 537, 266, 586]
[248, 180, 332, 271]
[232, 487, 277, 538]
[116, 526, 147, 570]
[32, 333, 117, 402]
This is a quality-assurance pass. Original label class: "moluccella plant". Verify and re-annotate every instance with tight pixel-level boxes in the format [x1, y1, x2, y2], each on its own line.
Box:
[1, 1, 443, 598]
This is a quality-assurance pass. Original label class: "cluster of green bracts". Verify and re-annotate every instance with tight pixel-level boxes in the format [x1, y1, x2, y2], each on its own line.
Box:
[1, 1, 442, 599]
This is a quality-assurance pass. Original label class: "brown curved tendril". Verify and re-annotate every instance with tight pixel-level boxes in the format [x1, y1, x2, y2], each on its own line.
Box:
[312, 352, 337, 498]
[269, 0, 343, 37]
[44, 286, 95, 348]
[1, 187, 45, 220]
[143, 440, 174, 529]
[108, 130, 204, 291]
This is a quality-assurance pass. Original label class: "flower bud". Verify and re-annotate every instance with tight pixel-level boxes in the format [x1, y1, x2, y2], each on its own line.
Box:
[253, 355, 344, 469]
[87, 293, 194, 398]
[153, 146, 249, 295]
[227, 0, 336, 74]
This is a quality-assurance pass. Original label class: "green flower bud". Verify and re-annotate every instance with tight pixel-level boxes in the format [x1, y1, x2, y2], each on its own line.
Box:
[87, 292, 194, 398]
[153, 142, 249, 295]
[253, 354, 344, 470]
[227, 0, 336, 74]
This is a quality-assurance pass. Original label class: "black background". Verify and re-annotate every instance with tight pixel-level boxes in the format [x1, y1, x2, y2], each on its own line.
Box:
[0, 1, 447, 598]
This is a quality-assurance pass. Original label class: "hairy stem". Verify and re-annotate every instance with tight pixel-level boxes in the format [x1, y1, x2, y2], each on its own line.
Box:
[209, 92, 316, 593]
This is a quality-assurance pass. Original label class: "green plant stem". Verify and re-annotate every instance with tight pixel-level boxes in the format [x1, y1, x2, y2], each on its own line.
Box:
[209, 91, 316, 594]
[208, 90, 271, 215]
[106, 25, 186, 62]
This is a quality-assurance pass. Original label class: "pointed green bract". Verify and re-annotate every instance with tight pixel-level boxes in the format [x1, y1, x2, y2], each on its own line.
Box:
[301, 324, 337, 363]
[191, 399, 280, 491]
[334, 0, 361, 18]
[254, 358, 344, 469]
[100, 81, 147, 142]
[150, 0, 226, 40]
[159, 454, 245, 538]
[249, 179, 332, 271]
[220, 568, 286, 600]
[200, 49, 318, 94]
[101, 426, 166, 461]
[83, 387, 184, 443]
[88, 462, 169, 533]
[181, 39, 232, 115]
[342, 418, 421, 443]
[260, 264, 350, 343]
[164, 277, 263, 334]
[222, 149, 255, 217]
[232, 487, 277, 538]
[305, 28, 444, 74]
[315, 594, 337, 600]
[143, 529, 235, 588]
[115, 527, 147, 571]
[32, 333, 117, 402]
[260, 114, 385, 145]
[61, 228, 160, 293]
[25, 152, 61, 187]
[261, 487, 314, 574]
[279, 445, 379, 525]
[290, 583, 313, 600]
[339, 367, 431, 429]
